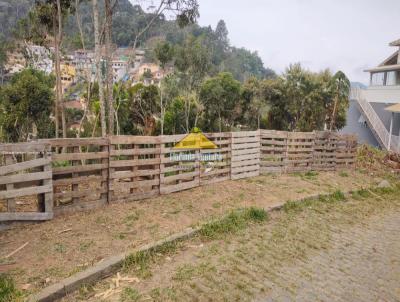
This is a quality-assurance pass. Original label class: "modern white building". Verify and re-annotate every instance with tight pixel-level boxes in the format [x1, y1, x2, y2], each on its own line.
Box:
[345, 39, 400, 153]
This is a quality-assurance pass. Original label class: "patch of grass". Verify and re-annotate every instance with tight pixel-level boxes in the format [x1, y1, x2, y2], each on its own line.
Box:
[0, 274, 21, 302]
[283, 190, 346, 214]
[331, 190, 346, 201]
[149, 287, 177, 300]
[212, 202, 221, 209]
[79, 240, 94, 252]
[116, 233, 126, 240]
[124, 212, 140, 224]
[173, 264, 196, 281]
[173, 262, 216, 282]
[76, 284, 94, 300]
[95, 215, 109, 225]
[339, 171, 349, 177]
[54, 243, 67, 254]
[120, 287, 141, 302]
[199, 207, 268, 239]
[304, 171, 319, 179]
[351, 189, 371, 200]
[123, 241, 179, 278]
[246, 207, 268, 222]
[123, 250, 152, 278]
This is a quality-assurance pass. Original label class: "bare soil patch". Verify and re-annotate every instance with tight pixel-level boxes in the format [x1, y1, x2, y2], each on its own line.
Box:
[0, 170, 385, 296]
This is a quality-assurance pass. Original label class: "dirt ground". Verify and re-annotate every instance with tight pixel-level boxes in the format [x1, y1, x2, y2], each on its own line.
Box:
[0, 169, 389, 296]
[63, 182, 400, 302]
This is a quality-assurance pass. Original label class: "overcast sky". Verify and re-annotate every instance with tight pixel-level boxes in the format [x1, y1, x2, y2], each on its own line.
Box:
[196, 0, 400, 84]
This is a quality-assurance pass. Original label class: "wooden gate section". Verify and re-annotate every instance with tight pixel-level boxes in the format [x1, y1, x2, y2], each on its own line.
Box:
[109, 136, 161, 203]
[160, 134, 200, 195]
[48, 138, 109, 215]
[0, 142, 53, 221]
[335, 134, 357, 168]
[286, 132, 315, 173]
[231, 131, 260, 180]
[312, 131, 337, 171]
[260, 130, 288, 173]
[200, 132, 231, 185]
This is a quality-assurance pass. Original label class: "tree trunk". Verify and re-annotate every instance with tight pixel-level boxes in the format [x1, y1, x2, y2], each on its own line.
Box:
[75, 0, 91, 137]
[160, 80, 164, 135]
[57, 0, 67, 139]
[218, 110, 222, 133]
[330, 95, 339, 131]
[53, 11, 60, 139]
[105, 0, 114, 135]
[92, 0, 107, 137]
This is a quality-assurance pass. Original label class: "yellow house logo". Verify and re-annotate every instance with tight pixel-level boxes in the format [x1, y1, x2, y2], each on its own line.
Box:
[171, 129, 221, 163]
[173, 132, 218, 150]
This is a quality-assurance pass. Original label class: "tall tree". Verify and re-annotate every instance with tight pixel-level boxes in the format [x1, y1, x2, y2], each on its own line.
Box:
[105, 0, 114, 135]
[174, 35, 211, 132]
[128, 83, 160, 135]
[22, 0, 74, 138]
[0, 69, 54, 142]
[92, 0, 106, 136]
[155, 41, 174, 135]
[241, 77, 266, 129]
[128, 0, 199, 71]
[0, 36, 10, 85]
[200, 72, 241, 132]
[215, 20, 229, 49]
[329, 71, 350, 131]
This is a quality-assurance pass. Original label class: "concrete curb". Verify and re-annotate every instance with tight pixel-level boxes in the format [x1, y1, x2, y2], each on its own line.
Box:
[28, 190, 356, 302]
[28, 227, 199, 302]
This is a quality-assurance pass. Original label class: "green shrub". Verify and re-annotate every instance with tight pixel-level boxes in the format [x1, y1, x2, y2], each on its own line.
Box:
[0, 274, 21, 302]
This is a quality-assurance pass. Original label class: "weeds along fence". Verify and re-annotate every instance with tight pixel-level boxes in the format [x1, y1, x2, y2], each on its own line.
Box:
[0, 130, 356, 223]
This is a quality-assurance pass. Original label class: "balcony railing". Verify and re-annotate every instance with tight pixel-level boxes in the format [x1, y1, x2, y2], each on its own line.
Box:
[351, 87, 400, 153]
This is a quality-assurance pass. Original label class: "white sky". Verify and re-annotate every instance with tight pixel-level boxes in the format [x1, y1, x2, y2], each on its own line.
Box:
[197, 0, 400, 84]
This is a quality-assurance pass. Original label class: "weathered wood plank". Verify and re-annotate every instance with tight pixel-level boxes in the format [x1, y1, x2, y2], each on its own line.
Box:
[231, 142, 260, 150]
[0, 142, 49, 153]
[52, 163, 108, 175]
[161, 171, 199, 184]
[110, 158, 160, 168]
[0, 212, 53, 221]
[53, 175, 106, 186]
[110, 148, 160, 157]
[160, 179, 199, 195]
[0, 184, 52, 199]
[54, 187, 107, 199]
[52, 152, 108, 161]
[109, 136, 161, 144]
[0, 158, 51, 176]
[110, 179, 160, 191]
[231, 170, 259, 180]
[110, 169, 160, 179]
[0, 171, 52, 185]
[43, 138, 109, 147]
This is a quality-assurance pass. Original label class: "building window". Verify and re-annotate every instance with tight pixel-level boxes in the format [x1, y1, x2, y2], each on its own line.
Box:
[386, 71, 397, 86]
[371, 72, 385, 86]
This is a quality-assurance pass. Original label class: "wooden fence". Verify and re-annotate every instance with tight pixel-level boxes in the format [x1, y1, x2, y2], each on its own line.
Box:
[0, 130, 357, 223]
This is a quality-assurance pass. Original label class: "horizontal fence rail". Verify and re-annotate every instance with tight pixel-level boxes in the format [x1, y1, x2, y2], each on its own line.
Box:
[0, 130, 357, 223]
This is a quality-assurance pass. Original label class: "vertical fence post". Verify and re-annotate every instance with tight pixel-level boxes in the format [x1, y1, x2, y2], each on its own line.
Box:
[43, 145, 53, 214]
[104, 138, 111, 204]
[4, 154, 16, 212]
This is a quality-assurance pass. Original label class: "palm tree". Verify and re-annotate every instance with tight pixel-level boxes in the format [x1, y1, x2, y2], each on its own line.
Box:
[329, 71, 350, 131]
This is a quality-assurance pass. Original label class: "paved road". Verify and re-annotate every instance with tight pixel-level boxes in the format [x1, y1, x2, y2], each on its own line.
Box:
[259, 212, 400, 302]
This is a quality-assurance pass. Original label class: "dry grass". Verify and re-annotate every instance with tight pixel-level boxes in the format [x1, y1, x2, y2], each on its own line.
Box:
[67, 183, 400, 302]
[0, 167, 391, 297]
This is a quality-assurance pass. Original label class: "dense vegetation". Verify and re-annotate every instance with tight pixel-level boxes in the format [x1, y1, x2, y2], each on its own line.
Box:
[0, 0, 350, 142]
